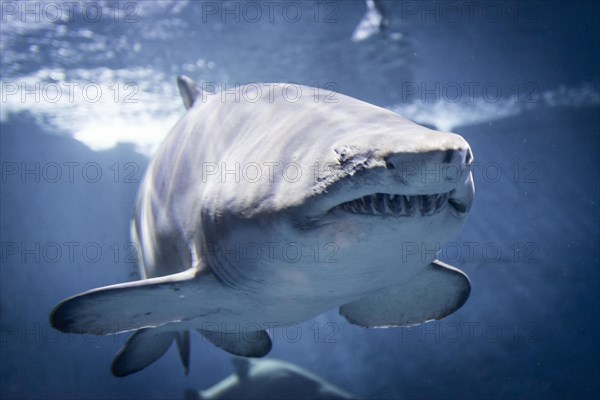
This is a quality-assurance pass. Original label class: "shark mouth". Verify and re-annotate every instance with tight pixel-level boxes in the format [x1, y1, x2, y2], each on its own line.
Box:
[336, 192, 467, 217]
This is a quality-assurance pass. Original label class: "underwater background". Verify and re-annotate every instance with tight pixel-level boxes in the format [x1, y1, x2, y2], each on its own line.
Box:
[1, 0, 599, 399]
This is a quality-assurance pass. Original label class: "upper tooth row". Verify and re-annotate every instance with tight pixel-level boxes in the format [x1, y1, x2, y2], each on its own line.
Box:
[340, 193, 449, 216]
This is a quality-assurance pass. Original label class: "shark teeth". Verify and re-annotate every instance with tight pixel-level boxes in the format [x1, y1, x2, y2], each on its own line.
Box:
[338, 192, 450, 217]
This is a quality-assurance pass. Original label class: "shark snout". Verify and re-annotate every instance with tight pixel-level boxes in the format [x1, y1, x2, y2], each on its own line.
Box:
[332, 127, 473, 191]
[382, 147, 473, 194]
[385, 147, 473, 170]
[302, 149, 474, 222]
[384, 146, 474, 218]
[302, 133, 475, 222]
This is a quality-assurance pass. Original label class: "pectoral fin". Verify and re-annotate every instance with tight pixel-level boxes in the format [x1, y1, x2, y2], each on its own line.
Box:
[50, 269, 220, 335]
[340, 260, 471, 327]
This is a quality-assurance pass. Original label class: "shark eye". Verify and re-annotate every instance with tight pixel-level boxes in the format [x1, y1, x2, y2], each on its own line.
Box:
[335, 146, 351, 162]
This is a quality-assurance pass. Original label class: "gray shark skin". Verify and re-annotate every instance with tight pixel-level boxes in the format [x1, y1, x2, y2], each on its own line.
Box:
[50, 76, 475, 376]
[184, 358, 360, 400]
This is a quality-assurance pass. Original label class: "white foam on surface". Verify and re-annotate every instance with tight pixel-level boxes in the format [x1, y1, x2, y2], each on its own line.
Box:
[390, 83, 600, 132]
[1, 67, 182, 155]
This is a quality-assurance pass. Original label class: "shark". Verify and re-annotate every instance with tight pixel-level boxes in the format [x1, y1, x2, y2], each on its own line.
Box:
[50, 76, 475, 376]
[352, 0, 388, 42]
[184, 358, 360, 400]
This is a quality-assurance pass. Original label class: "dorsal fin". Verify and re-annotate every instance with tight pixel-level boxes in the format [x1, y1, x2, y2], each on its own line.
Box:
[231, 358, 251, 380]
[177, 75, 200, 109]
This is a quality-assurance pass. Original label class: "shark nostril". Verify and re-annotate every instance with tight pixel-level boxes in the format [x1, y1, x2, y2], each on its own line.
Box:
[442, 149, 473, 166]
[385, 159, 395, 170]
[443, 150, 454, 164]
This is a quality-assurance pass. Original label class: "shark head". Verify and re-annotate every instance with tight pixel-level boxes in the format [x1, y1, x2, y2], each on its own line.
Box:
[189, 85, 474, 294]
[297, 129, 474, 288]
[296, 127, 474, 223]
[297, 131, 473, 259]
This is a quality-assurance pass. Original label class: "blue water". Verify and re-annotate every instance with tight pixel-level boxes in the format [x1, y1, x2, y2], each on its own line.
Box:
[1, 1, 599, 399]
